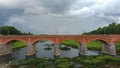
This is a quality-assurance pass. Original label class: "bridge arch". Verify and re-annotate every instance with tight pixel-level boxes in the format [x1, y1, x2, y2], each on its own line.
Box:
[59, 39, 82, 45]
[86, 38, 109, 44]
[31, 39, 55, 45]
[113, 39, 120, 44]
[0, 39, 27, 58]
[59, 39, 82, 49]
[4, 39, 27, 45]
[86, 38, 115, 55]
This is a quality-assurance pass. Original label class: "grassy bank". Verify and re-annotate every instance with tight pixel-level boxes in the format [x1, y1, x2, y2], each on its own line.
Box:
[11, 41, 26, 49]
[87, 40, 102, 51]
[61, 40, 79, 48]
[87, 40, 120, 54]
[115, 41, 120, 55]
[61, 40, 102, 50]
[61, 40, 120, 54]
[11, 55, 120, 68]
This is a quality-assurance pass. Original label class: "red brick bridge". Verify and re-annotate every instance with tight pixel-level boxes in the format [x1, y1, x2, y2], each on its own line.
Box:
[0, 34, 120, 56]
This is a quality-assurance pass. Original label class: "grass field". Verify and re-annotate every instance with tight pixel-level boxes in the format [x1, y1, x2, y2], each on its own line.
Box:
[11, 40, 26, 49]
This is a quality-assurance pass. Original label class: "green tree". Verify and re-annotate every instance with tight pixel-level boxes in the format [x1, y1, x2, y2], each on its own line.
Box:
[84, 23, 120, 34]
[0, 26, 22, 35]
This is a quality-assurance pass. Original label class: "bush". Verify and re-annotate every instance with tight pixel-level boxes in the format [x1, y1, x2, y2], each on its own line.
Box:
[97, 55, 120, 64]
[72, 57, 81, 62]
[11, 55, 120, 68]
[81, 58, 105, 68]
[55, 58, 74, 68]
[56, 62, 73, 68]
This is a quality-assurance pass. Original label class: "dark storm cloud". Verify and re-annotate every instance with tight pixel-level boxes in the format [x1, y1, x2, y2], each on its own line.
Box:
[39, 0, 77, 14]
[0, 9, 24, 25]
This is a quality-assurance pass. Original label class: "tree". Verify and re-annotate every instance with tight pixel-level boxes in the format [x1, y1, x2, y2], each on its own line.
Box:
[84, 23, 120, 34]
[0, 26, 22, 35]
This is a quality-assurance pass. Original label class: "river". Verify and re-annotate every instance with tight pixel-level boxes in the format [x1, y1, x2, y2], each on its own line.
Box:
[0, 41, 101, 63]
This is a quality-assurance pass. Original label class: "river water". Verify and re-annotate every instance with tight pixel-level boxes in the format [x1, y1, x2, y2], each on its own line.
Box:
[0, 41, 101, 63]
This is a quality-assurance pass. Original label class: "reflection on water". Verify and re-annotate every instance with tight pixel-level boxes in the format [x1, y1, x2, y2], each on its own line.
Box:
[88, 50, 101, 55]
[36, 42, 54, 59]
[0, 41, 101, 63]
[12, 47, 26, 60]
[61, 48, 79, 58]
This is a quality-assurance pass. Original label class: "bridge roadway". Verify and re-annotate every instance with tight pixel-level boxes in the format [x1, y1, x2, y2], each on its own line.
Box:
[0, 34, 120, 56]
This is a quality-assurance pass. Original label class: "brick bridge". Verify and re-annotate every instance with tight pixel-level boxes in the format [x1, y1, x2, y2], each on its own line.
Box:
[0, 34, 120, 56]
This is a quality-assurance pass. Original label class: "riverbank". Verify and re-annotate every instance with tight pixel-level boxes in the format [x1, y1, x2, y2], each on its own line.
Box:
[12, 41, 26, 49]
[62, 40, 120, 54]
[10, 55, 120, 68]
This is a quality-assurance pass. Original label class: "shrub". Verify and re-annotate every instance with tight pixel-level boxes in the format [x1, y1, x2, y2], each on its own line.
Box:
[81, 58, 105, 68]
[55, 58, 74, 68]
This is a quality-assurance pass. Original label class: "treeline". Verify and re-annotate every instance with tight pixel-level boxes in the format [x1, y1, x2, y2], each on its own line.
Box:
[0, 26, 33, 35]
[84, 23, 120, 34]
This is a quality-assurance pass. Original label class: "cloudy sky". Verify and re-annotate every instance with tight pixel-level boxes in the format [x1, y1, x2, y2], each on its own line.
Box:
[0, 0, 120, 34]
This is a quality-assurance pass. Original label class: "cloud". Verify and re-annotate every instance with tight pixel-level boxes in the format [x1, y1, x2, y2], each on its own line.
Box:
[39, 0, 76, 14]
[0, 0, 120, 34]
[0, 9, 24, 26]
[4, 14, 109, 34]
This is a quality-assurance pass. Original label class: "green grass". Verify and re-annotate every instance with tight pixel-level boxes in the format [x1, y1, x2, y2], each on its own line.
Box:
[54, 57, 74, 68]
[61, 40, 120, 53]
[11, 58, 54, 68]
[61, 40, 102, 50]
[60, 46, 71, 50]
[87, 40, 102, 51]
[115, 41, 120, 55]
[87, 40, 120, 54]
[80, 55, 120, 68]
[11, 41, 26, 49]
[61, 40, 79, 48]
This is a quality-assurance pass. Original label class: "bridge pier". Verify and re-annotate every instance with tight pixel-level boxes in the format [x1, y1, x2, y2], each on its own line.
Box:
[102, 42, 116, 55]
[0, 44, 12, 56]
[54, 44, 60, 56]
[78, 43, 88, 55]
[26, 44, 36, 56]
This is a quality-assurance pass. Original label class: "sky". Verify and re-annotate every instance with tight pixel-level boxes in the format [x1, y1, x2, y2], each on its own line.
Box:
[0, 0, 120, 35]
